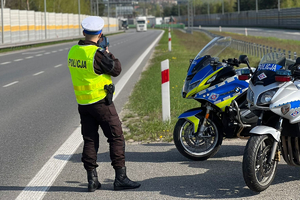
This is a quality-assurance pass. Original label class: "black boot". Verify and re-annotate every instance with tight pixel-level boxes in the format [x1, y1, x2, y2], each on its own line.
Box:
[87, 169, 101, 192]
[114, 167, 141, 190]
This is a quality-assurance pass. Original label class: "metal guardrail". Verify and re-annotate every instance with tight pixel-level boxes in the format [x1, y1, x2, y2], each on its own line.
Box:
[198, 29, 296, 66]
[177, 7, 300, 29]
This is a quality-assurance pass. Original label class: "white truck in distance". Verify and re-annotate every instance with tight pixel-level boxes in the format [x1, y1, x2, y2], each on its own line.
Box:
[136, 16, 147, 32]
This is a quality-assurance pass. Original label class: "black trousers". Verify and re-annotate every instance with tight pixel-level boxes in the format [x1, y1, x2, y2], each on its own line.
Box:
[78, 100, 125, 171]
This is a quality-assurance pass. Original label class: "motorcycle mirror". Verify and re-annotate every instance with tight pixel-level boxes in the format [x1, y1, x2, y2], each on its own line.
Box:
[239, 55, 253, 75]
[210, 59, 218, 71]
[239, 55, 249, 64]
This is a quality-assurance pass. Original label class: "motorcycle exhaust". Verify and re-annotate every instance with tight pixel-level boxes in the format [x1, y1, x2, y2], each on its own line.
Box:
[281, 136, 300, 166]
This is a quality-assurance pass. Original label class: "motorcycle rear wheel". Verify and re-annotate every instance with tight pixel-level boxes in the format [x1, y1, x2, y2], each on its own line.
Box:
[173, 117, 222, 161]
[242, 135, 278, 192]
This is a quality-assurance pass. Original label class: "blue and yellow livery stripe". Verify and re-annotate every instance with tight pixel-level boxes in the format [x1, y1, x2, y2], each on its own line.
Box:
[215, 96, 237, 111]
[186, 116, 200, 133]
[178, 109, 203, 133]
[186, 68, 223, 98]
[194, 76, 248, 110]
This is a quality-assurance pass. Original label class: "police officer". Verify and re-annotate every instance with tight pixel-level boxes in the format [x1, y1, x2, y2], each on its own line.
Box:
[68, 16, 141, 192]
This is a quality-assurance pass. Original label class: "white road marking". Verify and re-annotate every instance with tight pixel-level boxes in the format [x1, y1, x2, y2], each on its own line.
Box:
[15, 128, 82, 200]
[59, 49, 63, 51]
[14, 59, 23, 62]
[25, 56, 34, 59]
[52, 51, 57, 53]
[3, 81, 18, 87]
[287, 32, 300, 35]
[15, 30, 165, 200]
[44, 52, 51, 55]
[1, 61, 11, 65]
[22, 50, 45, 54]
[35, 54, 43, 57]
[33, 71, 44, 76]
[54, 64, 62, 68]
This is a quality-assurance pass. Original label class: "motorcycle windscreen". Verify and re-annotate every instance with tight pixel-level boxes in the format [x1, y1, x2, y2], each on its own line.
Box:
[251, 69, 277, 86]
[187, 36, 232, 77]
[251, 52, 286, 86]
[182, 56, 212, 96]
[187, 56, 210, 76]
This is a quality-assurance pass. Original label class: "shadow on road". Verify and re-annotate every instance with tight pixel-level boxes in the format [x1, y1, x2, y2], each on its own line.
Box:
[1, 143, 299, 199]
[55, 142, 247, 163]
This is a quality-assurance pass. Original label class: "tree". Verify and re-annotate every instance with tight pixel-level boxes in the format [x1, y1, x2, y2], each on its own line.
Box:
[234, 0, 279, 12]
[163, 6, 171, 17]
[259, 0, 278, 9]
[170, 5, 178, 16]
[234, 0, 256, 11]
[153, 4, 161, 17]
[3, 0, 91, 14]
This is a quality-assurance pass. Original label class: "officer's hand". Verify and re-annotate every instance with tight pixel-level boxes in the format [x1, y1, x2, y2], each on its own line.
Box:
[106, 47, 109, 53]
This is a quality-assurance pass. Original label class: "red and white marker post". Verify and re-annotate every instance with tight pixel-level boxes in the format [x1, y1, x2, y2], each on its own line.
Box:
[168, 27, 171, 51]
[161, 59, 170, 122]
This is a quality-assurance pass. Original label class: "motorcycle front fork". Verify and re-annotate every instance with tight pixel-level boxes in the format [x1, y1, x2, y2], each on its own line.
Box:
[267, 117, 283, 164]
[197, 105, 213, 137]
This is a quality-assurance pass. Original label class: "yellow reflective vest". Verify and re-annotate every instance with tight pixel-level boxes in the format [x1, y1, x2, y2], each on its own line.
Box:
[68, 45, 113, 105]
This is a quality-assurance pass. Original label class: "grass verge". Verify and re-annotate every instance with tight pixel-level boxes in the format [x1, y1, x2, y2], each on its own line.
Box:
[210, 30, 300, 56]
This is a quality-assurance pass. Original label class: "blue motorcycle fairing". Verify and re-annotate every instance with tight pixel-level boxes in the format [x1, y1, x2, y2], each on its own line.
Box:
[194, 76, 249, 105]
[190, 64, 223, 85]
[187, 57, 204, 76]
[178, 108, 204, 133]
[178, 108, 203, 119]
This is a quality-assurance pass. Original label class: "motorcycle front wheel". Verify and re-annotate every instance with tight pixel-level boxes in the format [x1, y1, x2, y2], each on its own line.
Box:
[242, 135, 278, 192]
[173, 116, 222, 161]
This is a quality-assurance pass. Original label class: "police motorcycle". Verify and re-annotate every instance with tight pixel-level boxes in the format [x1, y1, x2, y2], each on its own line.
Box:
[242, 52, 300, 192]
[173, 37, 257, 161]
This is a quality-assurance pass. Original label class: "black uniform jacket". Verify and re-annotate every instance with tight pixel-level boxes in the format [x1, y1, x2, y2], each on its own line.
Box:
[78, 40, 121, 77]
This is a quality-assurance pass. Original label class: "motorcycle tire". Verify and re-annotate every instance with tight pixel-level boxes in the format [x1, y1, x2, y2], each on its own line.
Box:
[173, 117, 222, 161]
[242, 135, 278, 192]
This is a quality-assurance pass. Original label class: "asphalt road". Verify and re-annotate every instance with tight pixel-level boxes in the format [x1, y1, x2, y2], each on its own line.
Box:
[0, 29, 163, 200]
[1, 28, 300, 200]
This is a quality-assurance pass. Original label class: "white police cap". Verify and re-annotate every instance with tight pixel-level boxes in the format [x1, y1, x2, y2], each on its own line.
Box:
[82, 16, 104, 35]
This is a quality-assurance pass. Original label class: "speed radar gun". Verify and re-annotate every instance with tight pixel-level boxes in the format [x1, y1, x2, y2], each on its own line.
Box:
[98, 35, 109, 49]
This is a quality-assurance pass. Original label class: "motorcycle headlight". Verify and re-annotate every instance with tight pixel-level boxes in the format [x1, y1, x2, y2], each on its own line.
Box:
[257, 88, 279, 105]
[188, 81, 200, 92]
[206, 75, 217, 84]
